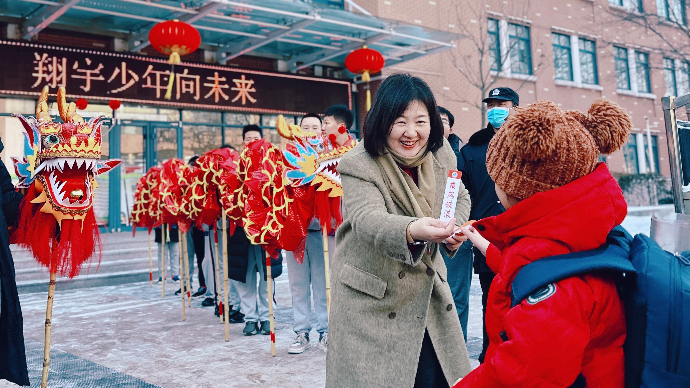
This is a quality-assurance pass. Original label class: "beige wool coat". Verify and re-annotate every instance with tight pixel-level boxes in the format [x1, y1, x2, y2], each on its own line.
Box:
[326, 140, 472, 388]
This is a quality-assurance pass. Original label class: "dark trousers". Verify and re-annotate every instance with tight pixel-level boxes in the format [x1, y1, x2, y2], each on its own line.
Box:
[414, 330, 450, 388]
[192, 227, 206, 287]
[478, 271, 495, 364]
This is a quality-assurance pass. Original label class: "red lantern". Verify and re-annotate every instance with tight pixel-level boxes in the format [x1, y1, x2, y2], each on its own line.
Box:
[75, 98, 88, 110]
[345, 46, 385, 111]
[148, 19, 201, 65]
[109, 99, 121, 111]
[148, 19, 201, 100]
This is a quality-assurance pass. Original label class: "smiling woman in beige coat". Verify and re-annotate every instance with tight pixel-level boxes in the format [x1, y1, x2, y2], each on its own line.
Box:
[326, 74, 472, 388]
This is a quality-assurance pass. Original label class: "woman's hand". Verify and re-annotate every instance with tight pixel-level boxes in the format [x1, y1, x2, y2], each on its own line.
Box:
[460, 225, 489, 256]
[444, 232, 468, 251]
[408, 217, 456, 243]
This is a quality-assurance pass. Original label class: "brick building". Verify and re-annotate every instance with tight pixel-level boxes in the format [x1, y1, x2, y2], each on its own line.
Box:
[357, 0, 690, 180]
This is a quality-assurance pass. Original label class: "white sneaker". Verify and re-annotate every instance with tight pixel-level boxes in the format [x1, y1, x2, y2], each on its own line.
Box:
[288, 333, 310, 354]
[317, 332, 328, 353]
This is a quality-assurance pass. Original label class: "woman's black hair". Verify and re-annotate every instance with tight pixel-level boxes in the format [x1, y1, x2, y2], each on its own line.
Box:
[363, 73, 444, 157]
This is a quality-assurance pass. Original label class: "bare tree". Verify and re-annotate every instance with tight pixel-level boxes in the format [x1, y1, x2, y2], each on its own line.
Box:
[444, 0, 547, 127]
[606, 2, 690, 65]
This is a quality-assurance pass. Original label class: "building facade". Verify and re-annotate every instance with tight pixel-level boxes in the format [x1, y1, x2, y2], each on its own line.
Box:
[359, 0, 690, 180]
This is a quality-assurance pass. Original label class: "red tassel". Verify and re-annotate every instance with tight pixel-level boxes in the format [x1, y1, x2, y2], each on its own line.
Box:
[15, 185, 101, 278]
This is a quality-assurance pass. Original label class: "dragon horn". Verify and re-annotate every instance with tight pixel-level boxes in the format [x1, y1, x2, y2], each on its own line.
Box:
[57, 87, 83, 123]
[276, 115, 294, 140]
[36, 85, 52, 122]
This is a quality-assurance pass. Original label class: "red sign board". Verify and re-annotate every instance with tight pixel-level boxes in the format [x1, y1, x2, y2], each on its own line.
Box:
[0, 40, 351, 115]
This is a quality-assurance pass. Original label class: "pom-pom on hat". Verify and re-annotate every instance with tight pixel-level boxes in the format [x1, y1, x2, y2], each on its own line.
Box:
[486, 99, 632, 200]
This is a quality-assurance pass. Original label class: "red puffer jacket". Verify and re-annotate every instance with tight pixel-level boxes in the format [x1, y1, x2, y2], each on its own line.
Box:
[454, 163, 627, 388]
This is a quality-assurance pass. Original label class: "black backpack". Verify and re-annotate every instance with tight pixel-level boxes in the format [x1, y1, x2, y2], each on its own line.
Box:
[511, 226, 690, 388]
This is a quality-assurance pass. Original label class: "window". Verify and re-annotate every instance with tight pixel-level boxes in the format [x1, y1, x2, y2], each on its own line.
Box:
[552, 33, 573, 81]
[609, 0, 624, 5]
[579, 38, 598, 84]
[624, 134, 640, 174]
[615, 47, 631, 90]
[488, 19, 501, 71]
[636, 51, 651, 93]
[508, 23, 532, 75]
[658, 0, 687, 25]
[680, 62, 690, 94]
[632, 0, 644, 12]
[664, 58, 678, 96]
[643, 135, 660, 174]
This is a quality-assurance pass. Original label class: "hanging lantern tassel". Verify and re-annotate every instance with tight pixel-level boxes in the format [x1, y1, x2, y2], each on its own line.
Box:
[164, 51, 181, 100]
[363, 70, 372, 112]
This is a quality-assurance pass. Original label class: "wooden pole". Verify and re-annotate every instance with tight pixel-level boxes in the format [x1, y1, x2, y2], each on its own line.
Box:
[323, 228, 331, 318]
[41, 272, 57, 388]
[161, 225, 166, 298]
[184, 231, 192, 307]
[179, 235, 186, 321]
[214, 228, 223, 324]
[223, 216, 230, 341]
[148, 232, 153, 286]
[266, 249, 276, 357]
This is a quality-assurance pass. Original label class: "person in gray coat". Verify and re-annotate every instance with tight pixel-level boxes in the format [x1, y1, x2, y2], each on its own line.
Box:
[326, 74, 472, 388]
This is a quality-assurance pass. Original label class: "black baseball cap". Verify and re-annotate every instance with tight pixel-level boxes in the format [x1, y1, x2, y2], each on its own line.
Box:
[483, 87, 519, 106]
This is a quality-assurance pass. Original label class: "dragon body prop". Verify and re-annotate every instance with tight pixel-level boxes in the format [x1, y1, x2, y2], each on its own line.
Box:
[235, 139, 290, 258]
[187, 148, 240, 232]
[278, 115, 356, 262]
[12, 86, 120, 277]
[160, 158, 195, 233]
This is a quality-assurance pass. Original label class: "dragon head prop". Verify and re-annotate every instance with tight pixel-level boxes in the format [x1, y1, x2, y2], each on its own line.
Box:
[279, 115, 356, 198]
[12, 86, 121, 277]
[277, 115, 357, 262]
[13, 86, 120, 225]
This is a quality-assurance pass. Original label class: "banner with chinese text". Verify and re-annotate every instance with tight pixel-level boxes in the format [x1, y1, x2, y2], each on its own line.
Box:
[0, 40, 351, 115]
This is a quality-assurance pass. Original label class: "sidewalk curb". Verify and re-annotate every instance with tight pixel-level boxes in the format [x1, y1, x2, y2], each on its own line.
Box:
[17, 269, 151, 294]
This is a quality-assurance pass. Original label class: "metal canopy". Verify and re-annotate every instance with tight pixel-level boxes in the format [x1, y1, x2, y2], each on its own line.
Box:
[2, 0, 459, 74]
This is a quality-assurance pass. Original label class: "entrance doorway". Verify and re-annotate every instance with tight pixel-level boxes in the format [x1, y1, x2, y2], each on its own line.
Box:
[108, 120, 179, 232]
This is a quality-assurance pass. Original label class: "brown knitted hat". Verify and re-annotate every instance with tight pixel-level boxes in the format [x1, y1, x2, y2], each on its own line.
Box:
[486, 99, 632, 200]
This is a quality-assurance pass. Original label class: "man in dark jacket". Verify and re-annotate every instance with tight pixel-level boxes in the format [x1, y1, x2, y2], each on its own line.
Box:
[456, 87, 518, 363]
[0, 139, 29, 386]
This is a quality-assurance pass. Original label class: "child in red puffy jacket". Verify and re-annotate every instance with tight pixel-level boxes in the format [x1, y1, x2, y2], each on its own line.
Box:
[456, 99, 631, 388]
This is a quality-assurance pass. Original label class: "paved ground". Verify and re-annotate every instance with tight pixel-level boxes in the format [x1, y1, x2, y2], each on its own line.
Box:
[1, 261, 483, 388]
[1, 208, 663, 387]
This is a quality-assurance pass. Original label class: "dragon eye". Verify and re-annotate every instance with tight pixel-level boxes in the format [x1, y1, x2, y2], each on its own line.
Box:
[43, 134, 60, 148]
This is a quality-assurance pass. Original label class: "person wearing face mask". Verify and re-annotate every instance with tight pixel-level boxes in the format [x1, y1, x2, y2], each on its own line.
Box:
[326, 74, 472, 388]
[456, 87, 519, 364]
[285, 113, 333, 354]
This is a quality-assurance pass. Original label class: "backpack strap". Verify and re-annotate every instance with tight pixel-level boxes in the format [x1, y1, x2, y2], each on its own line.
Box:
[510, 243, 635, 308]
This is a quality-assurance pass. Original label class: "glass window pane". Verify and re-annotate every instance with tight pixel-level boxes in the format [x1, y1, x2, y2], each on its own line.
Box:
[664, 58, 678, 96]
[181, 110, 222, 124]
[579, 38, 598, 85]
[643, 134, 660, 173]
[509, 24, 532, 75]
[624, 134, 639, 174]
[183, 125, 223, 160]
[224, 113, 260, 126]
[636, 51, 651, 93]
[615, 47, 630, 90]
[552, 33, 572, 81]
[488, 19, 501, 71]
